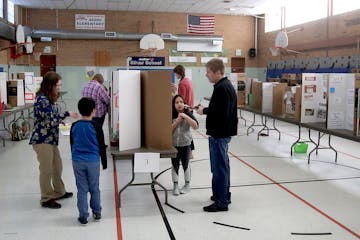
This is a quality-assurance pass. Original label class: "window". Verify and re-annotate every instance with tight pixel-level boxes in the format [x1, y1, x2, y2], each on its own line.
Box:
[265, 0, 327, 32]
[0, 0, 3, 18]
[333, 0, 360, 15]
[7, 0, 14, 23]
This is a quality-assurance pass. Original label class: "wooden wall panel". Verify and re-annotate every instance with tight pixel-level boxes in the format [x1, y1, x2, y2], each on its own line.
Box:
[17, 9, 255, 66]
[9, 8, 359, 68]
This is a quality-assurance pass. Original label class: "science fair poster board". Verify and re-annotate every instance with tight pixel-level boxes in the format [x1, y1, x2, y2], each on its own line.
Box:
[113, 70, 141, 151]
[327, 73, 355, 130]
[301, 73, 328, 123]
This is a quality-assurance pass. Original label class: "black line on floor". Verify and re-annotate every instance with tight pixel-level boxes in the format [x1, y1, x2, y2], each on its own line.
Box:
[165, 203, 185, 213]
[213, 221, 250, 230]
[177, 176, 360, 193]
[151, 184, 176, 240]
[291, 232, 332, 235]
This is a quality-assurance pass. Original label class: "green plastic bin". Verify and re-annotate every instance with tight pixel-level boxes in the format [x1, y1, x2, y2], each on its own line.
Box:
[294, 142, 308, 154]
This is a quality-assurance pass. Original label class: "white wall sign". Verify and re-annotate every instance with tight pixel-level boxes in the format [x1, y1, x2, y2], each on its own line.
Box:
[75, 14, 105, 30]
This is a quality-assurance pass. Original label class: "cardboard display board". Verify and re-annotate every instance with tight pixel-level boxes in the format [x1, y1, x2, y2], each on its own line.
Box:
[111, 70, 172, 151]
[327, 73, 355, 130]
[111, 71, 120, 139]
[251, 80, 262, 111]
[141, 70, 172, 149]
[284, 86, 302, 121]
[117, 70, 141, 151]
[272, 83, 287, 116]
[7, 80, 25, 107]
[0, 72, 7, 104]
[18, 72, 36, 104]
[301, 73, 328, 123]
[262, 82, 273, 113]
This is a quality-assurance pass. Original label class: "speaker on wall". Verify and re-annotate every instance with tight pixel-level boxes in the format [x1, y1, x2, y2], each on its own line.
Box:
[249, 48, 256, 57]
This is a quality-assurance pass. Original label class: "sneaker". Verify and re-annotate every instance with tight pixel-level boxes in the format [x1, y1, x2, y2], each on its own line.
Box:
[180, 183, 191, 194]
[41, 199, 61, 209]
[56, 192, 73, 200]
[78, 217, 88, 225]
[93, 212, 101, 221]
[173, 183, 180, 196]
[203, 203, 228, 212]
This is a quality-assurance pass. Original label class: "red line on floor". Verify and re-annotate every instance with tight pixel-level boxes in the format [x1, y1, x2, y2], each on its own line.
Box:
[228, 151, 360, 239]
[112, 159, 123, 240]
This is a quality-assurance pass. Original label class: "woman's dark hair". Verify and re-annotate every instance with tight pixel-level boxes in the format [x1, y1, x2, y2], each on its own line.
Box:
[172, 94, 189, 119]
[78, 97, 95, 116]
[37, 71, 61, 103]
[173, 65, 185, 80]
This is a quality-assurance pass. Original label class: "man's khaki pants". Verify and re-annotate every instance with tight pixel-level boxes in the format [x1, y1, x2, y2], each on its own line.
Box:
[33, 144, 66, 203]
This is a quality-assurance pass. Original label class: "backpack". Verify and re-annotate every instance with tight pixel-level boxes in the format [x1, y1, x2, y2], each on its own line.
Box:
[10, 118, 30, 141]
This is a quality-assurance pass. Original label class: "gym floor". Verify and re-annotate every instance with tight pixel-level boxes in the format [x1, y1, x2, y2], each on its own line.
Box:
[1, 111, 360, 240]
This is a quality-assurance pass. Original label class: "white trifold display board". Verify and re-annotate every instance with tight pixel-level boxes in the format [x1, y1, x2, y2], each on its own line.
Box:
[112, 70, 141, 151]
[327, 73, 355, 130]
[111, 73, 119, 138]
[301, 73, 328, 123]
[262, 82, 274, 113]
[22, 72, 36, 103]
[0, 72, 7, 104]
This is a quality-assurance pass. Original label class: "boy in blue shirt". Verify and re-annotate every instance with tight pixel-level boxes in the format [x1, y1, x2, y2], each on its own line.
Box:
[70, 97, 107, 225]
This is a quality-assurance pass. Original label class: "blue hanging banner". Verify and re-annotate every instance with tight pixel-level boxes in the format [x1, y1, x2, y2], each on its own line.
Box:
[128, 57, 165, 67]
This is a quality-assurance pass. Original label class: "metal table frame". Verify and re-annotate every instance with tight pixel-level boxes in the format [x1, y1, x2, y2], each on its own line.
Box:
[0, 104, 33, 147]
[239, 106, 360, 164]
[111, 147, 177, 208]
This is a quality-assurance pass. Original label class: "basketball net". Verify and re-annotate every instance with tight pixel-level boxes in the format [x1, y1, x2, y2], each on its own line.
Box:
[33, 51, 41, 61]
[147, 48, 157, 57]
[269, 46, 280, 57]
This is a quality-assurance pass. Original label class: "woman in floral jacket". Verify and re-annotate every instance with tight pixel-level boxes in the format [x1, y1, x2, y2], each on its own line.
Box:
[29, 71, 78, 209]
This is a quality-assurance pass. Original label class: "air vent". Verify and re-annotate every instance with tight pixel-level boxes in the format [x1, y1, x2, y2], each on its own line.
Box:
[161, 33, 172, 40]
[105, 32, 116, 38]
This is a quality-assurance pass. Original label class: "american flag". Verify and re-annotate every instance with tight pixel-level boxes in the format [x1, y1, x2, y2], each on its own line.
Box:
[187, 15, 215, 34]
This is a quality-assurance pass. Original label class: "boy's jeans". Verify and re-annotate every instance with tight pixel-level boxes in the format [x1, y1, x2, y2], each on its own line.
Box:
[72, 161, 101, 218]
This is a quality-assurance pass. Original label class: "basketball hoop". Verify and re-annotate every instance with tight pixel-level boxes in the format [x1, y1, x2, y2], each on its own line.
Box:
[33, 51, 41, 61]
[140, 34, 164, 57]
[269, 47, 280, 57]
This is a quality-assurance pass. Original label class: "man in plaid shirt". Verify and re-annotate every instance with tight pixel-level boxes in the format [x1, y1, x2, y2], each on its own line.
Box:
[82, 74, 110, 127]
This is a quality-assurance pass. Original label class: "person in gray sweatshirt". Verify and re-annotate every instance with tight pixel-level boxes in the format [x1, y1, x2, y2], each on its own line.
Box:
[171, 94, 198, 195]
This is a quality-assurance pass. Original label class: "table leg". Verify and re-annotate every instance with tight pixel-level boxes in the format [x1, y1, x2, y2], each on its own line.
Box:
[118, 159, 136, 208]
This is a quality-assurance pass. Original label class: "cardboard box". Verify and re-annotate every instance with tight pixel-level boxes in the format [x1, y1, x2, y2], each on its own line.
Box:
[18, 72, 36, 103]
[272, 83, 287, 116]
[141, 71, 172, 150]
[251, 80, 262, 111]
[268, 78, 280, 82]
[7, 80, 25, 107]
[237, 91, 245, 106]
